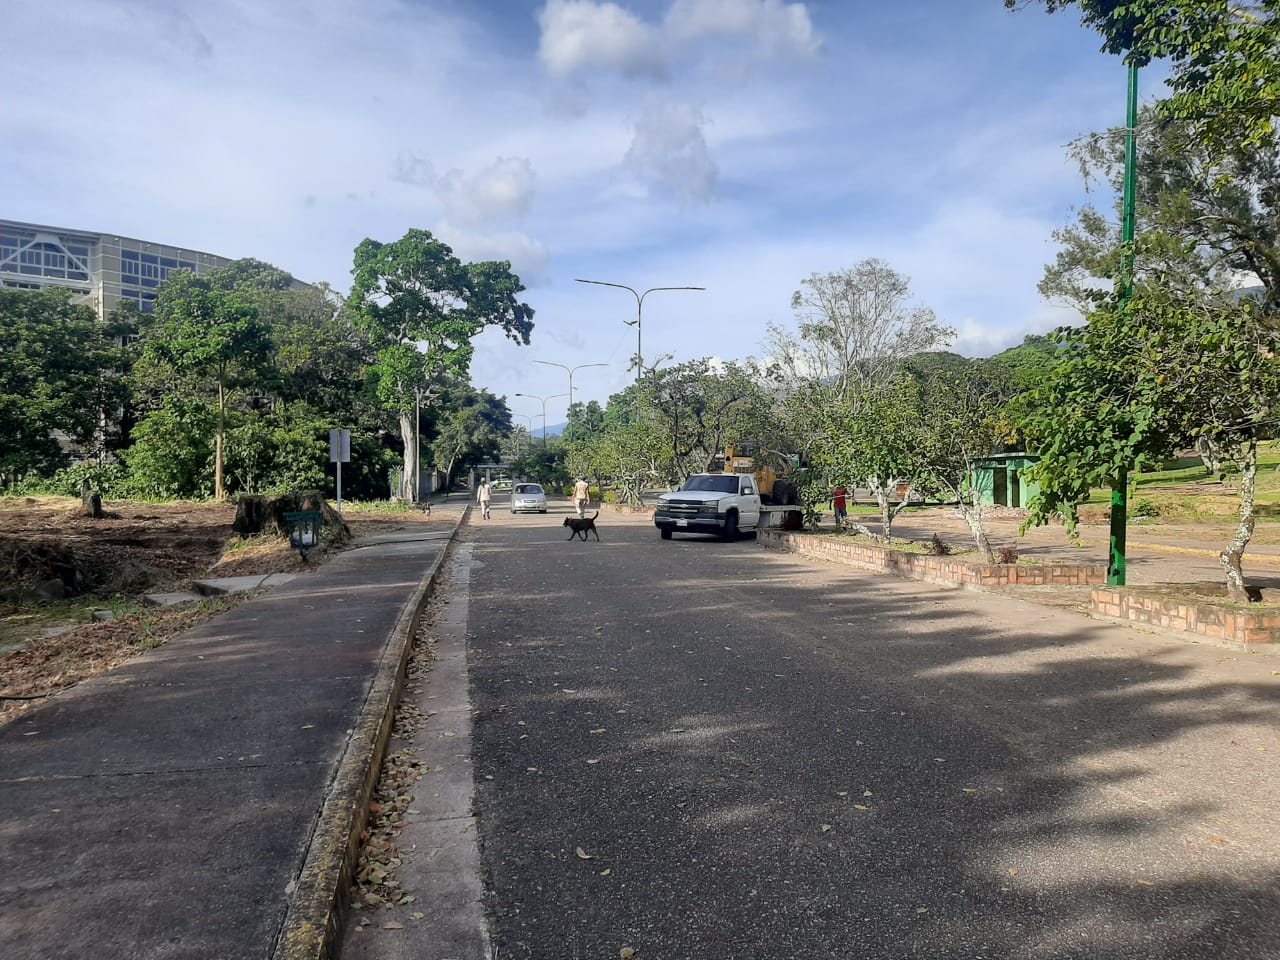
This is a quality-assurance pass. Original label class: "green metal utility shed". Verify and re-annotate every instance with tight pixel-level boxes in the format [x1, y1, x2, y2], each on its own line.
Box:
[969, 454, 1040, 508]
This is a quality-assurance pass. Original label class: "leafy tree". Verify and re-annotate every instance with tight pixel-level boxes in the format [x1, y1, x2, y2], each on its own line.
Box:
[222, 403, 332, 496]
[911, 374, 1009, 561]
[768, 259, 955, 405]
[563, 400, 605, 444]
[767, 259, 955, 463]
[0, 288, 128, 482]
[430, 385, 511, 488]
[1026, 104, 1280, 597]
[1118, 281, 1279, 599]
[121, 397, 216, 499]
[347, 229, 534, 499]
[646, 359, 778, 479]
[812, 378, 930, 541]
[1043, 106, 1280, 313]
[566, 416, 672, 505]
[1007, 1, 1280, 154]
[142, 266, 274, 499]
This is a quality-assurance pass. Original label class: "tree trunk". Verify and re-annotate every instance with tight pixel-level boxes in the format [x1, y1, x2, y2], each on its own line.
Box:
[959, 493, 996, 563]
[215, 379, 226, 501]
[870, 478, 894, 541]
[399, 410, 416, 501]
[1221, 438, 1258, 603]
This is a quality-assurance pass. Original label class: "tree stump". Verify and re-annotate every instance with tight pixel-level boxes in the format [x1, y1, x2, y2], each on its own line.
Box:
[232, 491, 350, 542]
[80, 479, 103, 519]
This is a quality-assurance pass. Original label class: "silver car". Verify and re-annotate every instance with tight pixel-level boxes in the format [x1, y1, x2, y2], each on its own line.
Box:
[510, 482, 548, 514]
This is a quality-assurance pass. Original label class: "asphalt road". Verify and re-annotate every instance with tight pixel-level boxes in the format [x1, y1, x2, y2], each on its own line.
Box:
[465, 503, 1280, 960]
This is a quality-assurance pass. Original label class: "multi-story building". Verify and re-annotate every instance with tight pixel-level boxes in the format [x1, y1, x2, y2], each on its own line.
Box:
[0, 218, 237, 318]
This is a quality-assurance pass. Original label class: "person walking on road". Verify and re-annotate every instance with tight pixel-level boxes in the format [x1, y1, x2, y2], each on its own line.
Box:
[477, 480, 492, 520]
[573, 477, 591, 518]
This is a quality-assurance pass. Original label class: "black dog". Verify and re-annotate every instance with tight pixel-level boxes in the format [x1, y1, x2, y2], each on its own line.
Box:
[563, 512, 600, 541]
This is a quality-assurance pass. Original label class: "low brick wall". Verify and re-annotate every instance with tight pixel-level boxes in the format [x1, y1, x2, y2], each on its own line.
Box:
[598, 501, 655, 515]
[1091, 585, 1280, 649]
[758, 530, 1107, 590]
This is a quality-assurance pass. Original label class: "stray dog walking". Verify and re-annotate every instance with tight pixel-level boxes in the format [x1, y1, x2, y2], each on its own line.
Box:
[563, 512, 600, 541]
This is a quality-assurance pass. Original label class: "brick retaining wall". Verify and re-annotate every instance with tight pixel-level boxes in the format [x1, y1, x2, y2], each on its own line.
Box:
[1091, 585, 1280, 648]
[758, 530, 1107, 590]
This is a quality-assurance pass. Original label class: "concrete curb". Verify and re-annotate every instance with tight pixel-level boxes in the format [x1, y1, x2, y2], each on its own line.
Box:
[1128, 538, 1280, 566]
[271, 503, 471, 960]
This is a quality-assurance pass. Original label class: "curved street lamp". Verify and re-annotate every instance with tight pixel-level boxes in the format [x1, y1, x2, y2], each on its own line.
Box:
[575, 279, 705, 383]
[532, 359, 607, 411]
[514, 392, 568, 447]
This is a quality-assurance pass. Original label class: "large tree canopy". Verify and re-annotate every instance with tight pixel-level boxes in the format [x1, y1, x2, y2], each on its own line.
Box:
[0, 288, 126, 481]
[141, 265, 274, 500]
[347, 229, 534, 499]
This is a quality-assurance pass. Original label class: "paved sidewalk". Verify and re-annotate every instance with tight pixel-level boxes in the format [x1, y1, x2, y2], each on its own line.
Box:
[0, 498, 467, 960]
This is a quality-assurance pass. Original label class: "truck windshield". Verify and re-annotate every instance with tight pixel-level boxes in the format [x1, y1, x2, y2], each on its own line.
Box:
[682, 475, 740, 494]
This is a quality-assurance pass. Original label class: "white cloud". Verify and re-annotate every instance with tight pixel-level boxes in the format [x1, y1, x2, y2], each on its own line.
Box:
[664, 0, 821, 58]
[537, 0, 667, 80]
[536, 0, 821, 83]
[440, 223, 552, 285]
[434, 157, 538, 225]
[624, 102, 718, 201]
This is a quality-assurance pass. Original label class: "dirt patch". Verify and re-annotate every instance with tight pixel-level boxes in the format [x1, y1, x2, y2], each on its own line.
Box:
[0, 497, 443, 720]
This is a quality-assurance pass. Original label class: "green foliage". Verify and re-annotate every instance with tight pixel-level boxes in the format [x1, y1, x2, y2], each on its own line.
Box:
[4, 462, 130, 498]
[0, 288, 128, 481]
[121, 399, 217, 500]
[1009, 1, 1279, 155]
[223, 405, 329, 495]
[142, 265, 276, 499]
[347, 229, 534, 414]
[1132, 498, 1161, 519]
[430, 384, 511, 486]
[346, 229, 534, 498]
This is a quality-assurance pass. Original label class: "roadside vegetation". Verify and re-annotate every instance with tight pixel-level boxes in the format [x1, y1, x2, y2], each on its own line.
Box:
[2, 3, 1277, 604]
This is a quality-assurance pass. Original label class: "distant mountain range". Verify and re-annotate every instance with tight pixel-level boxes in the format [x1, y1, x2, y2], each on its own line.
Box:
[531, 421, 566, 438]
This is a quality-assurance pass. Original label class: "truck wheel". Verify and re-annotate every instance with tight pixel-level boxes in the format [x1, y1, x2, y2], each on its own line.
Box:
[723, 512, 740, 540]
[660, 528, 673, 540]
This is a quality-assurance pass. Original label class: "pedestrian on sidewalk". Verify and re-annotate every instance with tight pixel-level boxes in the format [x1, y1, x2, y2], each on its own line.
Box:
[477, 480, 492, 519]
[573, 477, 591, 518]
[832, 485, 848, 528]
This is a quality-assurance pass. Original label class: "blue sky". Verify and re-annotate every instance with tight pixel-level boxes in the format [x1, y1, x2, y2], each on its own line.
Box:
[1, 0, 1155, 427]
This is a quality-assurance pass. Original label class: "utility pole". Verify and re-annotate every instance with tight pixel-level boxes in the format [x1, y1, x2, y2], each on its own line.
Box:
[1108, 60, 1139, 587]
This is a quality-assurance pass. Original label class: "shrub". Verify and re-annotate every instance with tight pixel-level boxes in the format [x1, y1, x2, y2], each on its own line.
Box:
[997, 546, 1019, 564]
[1132, 498, 1160, 519]
[929, 533, 952, 556]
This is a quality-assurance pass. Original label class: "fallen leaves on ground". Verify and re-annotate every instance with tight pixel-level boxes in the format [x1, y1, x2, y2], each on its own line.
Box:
[350, 609, 438, 914]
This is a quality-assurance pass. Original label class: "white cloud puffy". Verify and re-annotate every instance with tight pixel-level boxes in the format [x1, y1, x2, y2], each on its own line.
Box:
[434, 157, 538, 225]
[536, 0, 820, 82]
[441, 223, 552, 285]
[664, 0, 821, 58]
[625, 102, 718, 201]
[538, 0, 667, 80]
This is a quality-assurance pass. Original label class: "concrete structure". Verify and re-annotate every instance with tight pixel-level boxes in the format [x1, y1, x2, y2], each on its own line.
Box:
[2, 217, 233, 318]
[970, 452, 1040, 508]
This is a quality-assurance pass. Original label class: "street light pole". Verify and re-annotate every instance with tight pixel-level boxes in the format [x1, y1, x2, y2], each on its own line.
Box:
[532, 360, 607, 414]
[515, 392, 567, 448]
[575, 279, 705, 383]
[511, 413, 536, 459]
[1107, 60, 1140, 588]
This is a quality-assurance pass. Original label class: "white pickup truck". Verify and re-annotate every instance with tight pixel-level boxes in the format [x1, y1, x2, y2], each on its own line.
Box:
[653, 473, 761, 540]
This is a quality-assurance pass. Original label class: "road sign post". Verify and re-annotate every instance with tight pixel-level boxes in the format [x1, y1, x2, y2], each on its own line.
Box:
[329, 428, 351, 514]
